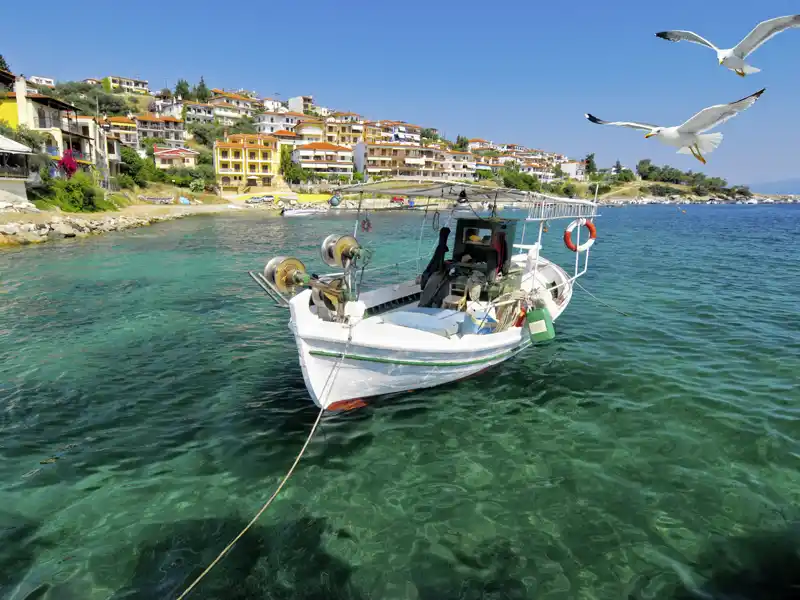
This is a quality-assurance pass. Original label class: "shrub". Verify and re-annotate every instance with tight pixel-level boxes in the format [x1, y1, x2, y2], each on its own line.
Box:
[115, 174, 136, 189]
[33, 171, 110, 212]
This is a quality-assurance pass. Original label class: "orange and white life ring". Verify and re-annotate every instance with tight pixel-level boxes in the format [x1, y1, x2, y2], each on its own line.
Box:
[563, 218, 597, 252]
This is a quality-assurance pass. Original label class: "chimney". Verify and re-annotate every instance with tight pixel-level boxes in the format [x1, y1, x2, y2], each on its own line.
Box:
[14, 76, 28, 125]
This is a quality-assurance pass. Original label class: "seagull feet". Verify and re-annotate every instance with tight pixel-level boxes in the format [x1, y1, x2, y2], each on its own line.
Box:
[735, 69, 746, 77]
[690, 146, 707, 165]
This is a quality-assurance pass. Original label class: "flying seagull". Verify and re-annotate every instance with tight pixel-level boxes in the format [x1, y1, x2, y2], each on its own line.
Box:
[584, 89, 765, 164]
[656, 14, 800, 77]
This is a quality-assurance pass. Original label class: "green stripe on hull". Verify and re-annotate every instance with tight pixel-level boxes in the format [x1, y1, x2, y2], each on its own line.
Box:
[308, 344, 529, 367]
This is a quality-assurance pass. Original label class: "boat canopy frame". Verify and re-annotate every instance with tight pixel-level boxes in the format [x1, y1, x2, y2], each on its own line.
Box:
[250, 178, 600, 311]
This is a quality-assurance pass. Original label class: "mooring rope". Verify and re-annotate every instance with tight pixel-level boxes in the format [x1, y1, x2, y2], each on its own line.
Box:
[176, 326, 354, 599]
[575, 281, 631, 317]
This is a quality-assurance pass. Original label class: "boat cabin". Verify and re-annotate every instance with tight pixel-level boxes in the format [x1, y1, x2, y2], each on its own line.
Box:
[419, 216, 519, 309]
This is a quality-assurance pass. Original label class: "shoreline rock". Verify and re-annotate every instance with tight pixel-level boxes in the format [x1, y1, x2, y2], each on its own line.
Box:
[0, 212, 188, 247]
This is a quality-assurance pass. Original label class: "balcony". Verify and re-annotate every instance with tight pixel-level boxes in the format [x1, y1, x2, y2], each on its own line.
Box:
[405, 157, 425, 166]
[34, 117, 88, 136]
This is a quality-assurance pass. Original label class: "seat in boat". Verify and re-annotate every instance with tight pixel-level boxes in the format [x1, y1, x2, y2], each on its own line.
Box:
[380, 307, 466, 338]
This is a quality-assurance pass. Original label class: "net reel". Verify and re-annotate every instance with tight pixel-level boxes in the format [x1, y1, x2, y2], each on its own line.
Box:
[320, 234, 363, 268]
[263, 256, 310, 294]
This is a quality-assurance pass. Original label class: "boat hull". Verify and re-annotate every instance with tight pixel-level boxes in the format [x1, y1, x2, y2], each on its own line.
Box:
[287, 254, 571, 410]
[293, 326, 529, 410]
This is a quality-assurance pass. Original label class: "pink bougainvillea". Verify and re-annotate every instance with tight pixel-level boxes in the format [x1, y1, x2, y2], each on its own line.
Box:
[58, 148, 78, 178]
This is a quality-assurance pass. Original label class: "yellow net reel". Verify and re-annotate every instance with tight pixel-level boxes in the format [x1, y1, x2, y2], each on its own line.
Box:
[263, 256, 309, 294]
[320, 234, 362, 268]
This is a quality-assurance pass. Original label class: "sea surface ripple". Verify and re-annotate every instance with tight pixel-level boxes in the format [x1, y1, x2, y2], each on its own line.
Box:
[1, 204, 799, 599]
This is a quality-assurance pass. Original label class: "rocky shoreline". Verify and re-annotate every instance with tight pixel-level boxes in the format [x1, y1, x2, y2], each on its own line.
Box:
[0, 212, 189, 246]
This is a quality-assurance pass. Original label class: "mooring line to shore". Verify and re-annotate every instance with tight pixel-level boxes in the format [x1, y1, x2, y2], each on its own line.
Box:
[575, 281, 631, 317]
[175, 405, 324, 599]
[176, 326, 353, 599]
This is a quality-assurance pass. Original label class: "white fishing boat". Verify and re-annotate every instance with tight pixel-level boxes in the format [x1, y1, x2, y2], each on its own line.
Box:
[280, 207, 329, 216]
[250, 179, 600, 411]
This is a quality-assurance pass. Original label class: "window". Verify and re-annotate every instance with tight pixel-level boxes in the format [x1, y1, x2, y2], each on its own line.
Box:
[234, 151, 240, 159]
[221, 162, 229, 169]
[184, 158, 191, 164]
[160, 159, 169, 165]
[249, 152, 256, 160]
[221, 151, 228, 158]
[463, 227, 492, 245]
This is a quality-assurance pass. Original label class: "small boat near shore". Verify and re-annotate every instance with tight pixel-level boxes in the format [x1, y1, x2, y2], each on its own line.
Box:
[250, 178, 600, 411]
[280, 207, 329, 217]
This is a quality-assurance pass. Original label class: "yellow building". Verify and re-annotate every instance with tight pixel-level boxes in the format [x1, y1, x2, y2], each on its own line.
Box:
[103, 76, 150, 94]
[0, 75, 96, 172]
[324, 113, 364, 148]
[213, 134, 279, 194]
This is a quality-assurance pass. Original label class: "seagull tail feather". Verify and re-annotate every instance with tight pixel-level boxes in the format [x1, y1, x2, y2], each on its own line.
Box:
[678, 133, 723, 156]
[741, 64, 761, 75]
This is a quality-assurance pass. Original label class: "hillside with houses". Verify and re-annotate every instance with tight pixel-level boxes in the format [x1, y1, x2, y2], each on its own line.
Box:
[1, 62, 761, 212]
[0, 67, 593, 205]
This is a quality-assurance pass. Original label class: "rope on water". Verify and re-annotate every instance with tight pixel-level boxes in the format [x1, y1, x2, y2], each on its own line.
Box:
[176, 327, 354, 599]
[575, 281, 631, 317]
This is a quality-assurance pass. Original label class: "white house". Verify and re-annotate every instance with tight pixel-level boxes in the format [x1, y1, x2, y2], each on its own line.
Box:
[467, 138, 495, 152]
[261, 97, 285, 113]
[560, 160, 586, 181]
[254, 111, 303, 134]
[28, 76, 55, 88]
[153, 146, 199, 170]
[292, 142, 353, 177]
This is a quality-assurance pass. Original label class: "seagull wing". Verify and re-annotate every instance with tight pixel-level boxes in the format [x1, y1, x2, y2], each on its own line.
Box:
[655, 30, 718, 51]
[585, 114, 658, 131]
[733, 14, 800, 57]
[677, 89, 766, 134]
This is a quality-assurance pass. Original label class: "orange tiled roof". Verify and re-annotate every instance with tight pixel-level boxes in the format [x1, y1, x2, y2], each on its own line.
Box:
[154, 146, 198, 156]
[107, 116, 136, 125]
[296, 142, 351, 152]
[468, 138, 488, 143]
[284, 111, 308, 117]
[272, 130, 298, 137]
[211, 90, 253, 102]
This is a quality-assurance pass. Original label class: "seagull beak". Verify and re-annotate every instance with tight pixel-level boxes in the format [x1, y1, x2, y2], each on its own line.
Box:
[644, 132, 655, 139]
[719, 59, 724, 65]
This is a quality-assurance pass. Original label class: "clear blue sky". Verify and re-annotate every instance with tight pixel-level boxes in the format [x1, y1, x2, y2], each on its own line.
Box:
[2, 0, 798, 185]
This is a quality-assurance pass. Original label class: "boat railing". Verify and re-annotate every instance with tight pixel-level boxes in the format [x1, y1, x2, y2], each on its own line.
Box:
[524, 193, 598, 222]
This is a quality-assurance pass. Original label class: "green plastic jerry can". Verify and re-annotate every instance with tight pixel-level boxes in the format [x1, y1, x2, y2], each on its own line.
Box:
[525, 305, 555, 343]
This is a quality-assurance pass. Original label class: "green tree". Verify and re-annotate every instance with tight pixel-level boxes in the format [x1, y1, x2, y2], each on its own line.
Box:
[614, 159, 623, 174]
[159, 88, 172, 98]
[636, 159, 653, 180]
[194, 76, 210, 102]
[174, 79, 191, 100]
[141, 137, 167, 157]
[421, 128, 439, 142]
[584, 153, 597, 175]
[230, 116, 257, 135]
[616, 169, 635, 183]
[352, 171, 365, 183]
[454, 135, 469, 151]
[49, 82, 131, 116]
[553, 163, 564, 179]
[0, 54, 9, 71]
[101, 77, 112, 93]
[187, 122, 221, 148]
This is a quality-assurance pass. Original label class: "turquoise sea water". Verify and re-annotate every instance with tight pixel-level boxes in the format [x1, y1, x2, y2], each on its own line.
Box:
[1, 205, 799, 599]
